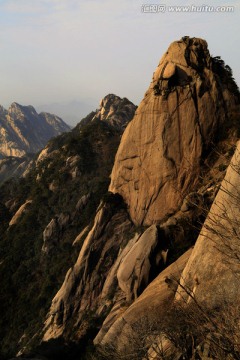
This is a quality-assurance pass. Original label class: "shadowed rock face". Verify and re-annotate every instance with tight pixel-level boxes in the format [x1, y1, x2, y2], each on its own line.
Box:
[176, 141, 240, 307]
[0, 94, 137, 358]
[93, 94, 137, 131]
[0, 154, 34, 184]
[109, 37, 239, 226]
[80, 94, 137, 131]
[43, 200, 134, 341]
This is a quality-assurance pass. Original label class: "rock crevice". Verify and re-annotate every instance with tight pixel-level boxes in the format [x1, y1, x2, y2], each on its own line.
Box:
[109, 37, 239, 225]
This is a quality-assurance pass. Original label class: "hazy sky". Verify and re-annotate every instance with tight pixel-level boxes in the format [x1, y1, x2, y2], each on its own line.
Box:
[0, 0, 239, 125]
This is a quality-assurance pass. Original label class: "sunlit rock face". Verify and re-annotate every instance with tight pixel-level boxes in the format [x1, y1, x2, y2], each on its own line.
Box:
[8, 38, 237, 359]
[42, 38, 240, 352]
[109, 37, 239, 226]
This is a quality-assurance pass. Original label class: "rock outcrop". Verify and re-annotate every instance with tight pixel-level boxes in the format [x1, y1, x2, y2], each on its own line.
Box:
[0, 94, 136, 359]
[1, 38, 240, 360]
[94, 142, 240, 357]
[109, 37, 239, 226]
[84, 94, 137, 131]
[117, 225, 166, 302]
[0, 154, 34, 184]
[42, 213, 70, 254]
[95, 249, 192, 346]
[0, 102, 70, 158]
[9, 200, 32, 226]
[43, 198, 134, 341]
[41, 38, 240, 356]
[176, 140, 240, 306]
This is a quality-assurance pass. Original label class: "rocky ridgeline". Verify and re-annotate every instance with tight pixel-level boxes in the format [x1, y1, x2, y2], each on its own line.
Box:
[41, 37, 240, 358]
[0, 94, 136, 358]
[1, 38, 240, 359]
[0, 102, 70, 158]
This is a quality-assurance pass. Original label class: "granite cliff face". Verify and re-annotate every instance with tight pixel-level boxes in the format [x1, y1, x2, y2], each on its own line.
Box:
[41, 38, 240, 359]
[109, 37, 239, 226]
[0, 102, 70, 158]
[1, 38, 240, 360]
[176, 141, 240, 306]
[79, 94, 137, 130]
[97, 142, 240, 359]
[93, 94, 136, 130]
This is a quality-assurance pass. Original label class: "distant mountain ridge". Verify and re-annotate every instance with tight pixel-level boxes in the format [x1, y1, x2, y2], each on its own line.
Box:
[0, 95, 136, 184]
[0, 102, 70, 158]
[0, 94, 136, 358]
[36, 99, 97, 126]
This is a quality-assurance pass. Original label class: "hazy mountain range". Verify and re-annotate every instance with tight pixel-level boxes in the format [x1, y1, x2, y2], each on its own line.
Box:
[0, 102, 70, 158]
[36, 99, 99, 126]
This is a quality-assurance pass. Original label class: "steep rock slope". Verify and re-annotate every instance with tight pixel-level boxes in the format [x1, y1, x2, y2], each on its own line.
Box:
[0, 154, 34, 184]
[94, 249, 192, 347]
[109, 37, 239, 225]
[43, 196, 134, 342]
[42, 38, 240, 358]
[100, 141, 240, 359]
[0, 102, 70, 158]
[92, 94, 136, 130]
[176, 140, 240, 306]
[0, 95, 136, 359]
[1, 38, 240, 359]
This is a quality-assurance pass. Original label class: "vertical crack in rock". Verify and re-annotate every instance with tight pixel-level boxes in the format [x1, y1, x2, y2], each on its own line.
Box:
[110, 37, 240, 225]
[190, 83, 204, 147]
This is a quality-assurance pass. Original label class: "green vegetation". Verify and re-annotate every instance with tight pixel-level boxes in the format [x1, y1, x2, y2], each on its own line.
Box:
[212, 56, 240, 100]
[0, 117, 124, 359]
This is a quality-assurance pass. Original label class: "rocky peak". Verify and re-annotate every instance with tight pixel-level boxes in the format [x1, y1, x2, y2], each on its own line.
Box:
[92, 94, 137, 130]
[0, 102, 70, 158]
[163, 36, 211, 70]
[0, 105, 7, 116]
[8, 102, 37, 116]
[99, 94, 122, 113]
[109, 37, 240, 226]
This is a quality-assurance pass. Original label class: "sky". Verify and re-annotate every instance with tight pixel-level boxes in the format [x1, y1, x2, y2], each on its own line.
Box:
[0, 0, 239, 125]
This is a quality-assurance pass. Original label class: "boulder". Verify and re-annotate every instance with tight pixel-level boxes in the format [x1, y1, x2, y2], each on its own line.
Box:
[76, 193, 91, 211]
[117, 225, 166, 301]
[96, 249, 192, 347]
[9, 200, 32, 226]
[42, 213, 70, 254]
